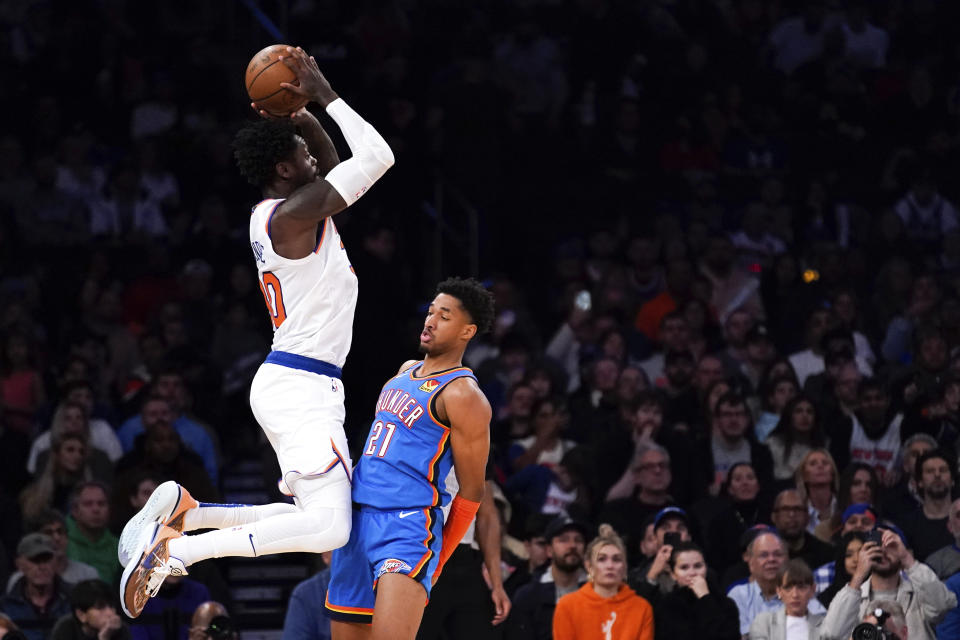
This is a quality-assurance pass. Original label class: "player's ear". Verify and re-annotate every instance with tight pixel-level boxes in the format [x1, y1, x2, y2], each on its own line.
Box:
[275, 161, 293, 179]
[461, 324, 477, 341]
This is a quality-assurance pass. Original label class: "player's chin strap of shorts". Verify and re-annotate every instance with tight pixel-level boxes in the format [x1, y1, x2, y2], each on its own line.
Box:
[323, 98, 395, 206]
[435, 495, 482, 577]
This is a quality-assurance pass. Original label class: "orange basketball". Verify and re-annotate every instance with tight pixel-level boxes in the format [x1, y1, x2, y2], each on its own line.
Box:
[245, 44, 310, 116]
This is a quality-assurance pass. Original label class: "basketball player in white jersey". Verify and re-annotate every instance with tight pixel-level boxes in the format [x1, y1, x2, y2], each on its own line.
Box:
[119, 46, 395, 618]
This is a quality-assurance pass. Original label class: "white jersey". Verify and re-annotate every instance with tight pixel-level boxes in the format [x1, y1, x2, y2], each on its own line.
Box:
[249, 198, 358, 367]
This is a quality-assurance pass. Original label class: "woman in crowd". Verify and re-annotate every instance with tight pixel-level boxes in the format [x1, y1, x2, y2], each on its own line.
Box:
[814, 463, 878, 541]
[553, 524, 654, 640]
[794, 449, 840, 539]
[19, 433, 94, 521]
[28, 400, 115, 481]
[706, 462, 770, 574]
[650, 541, 740, 640]
[817, 532, 866, 608]
[766, 395, 827, 484]
[753, 375, 800, 443]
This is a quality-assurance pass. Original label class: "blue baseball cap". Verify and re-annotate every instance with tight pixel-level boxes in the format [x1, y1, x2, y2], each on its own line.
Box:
[876, 520, 909, 547]
[653, 506, 689, 530]
[841, 503, 877, 524]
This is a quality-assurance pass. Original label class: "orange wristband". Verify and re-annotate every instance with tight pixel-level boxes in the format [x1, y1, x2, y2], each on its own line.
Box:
[435, 495, 481, 576]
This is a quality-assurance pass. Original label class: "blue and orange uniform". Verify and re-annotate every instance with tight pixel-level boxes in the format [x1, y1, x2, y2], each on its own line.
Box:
[324, 362, 476, 623]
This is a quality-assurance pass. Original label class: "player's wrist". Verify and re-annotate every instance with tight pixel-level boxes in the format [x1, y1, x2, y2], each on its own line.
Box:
[319, 92, 342, 109]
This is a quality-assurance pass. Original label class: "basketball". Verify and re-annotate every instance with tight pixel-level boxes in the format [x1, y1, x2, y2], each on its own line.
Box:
[245, 44, 310, 116]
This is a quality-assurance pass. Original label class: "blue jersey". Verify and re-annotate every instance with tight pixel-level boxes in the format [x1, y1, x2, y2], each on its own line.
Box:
[351, 362, 476, 510]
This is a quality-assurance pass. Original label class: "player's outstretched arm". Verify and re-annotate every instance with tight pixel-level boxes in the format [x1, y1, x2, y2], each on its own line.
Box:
[275, 46, 394, 223]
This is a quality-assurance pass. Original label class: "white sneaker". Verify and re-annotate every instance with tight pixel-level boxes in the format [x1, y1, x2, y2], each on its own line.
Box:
[120, 524, 183, 618]
[118, 481, 198, 567]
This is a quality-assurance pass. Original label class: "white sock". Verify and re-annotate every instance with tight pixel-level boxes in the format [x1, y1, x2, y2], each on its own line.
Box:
[168, 507, 350, 567]
[182, 502, 299, 531]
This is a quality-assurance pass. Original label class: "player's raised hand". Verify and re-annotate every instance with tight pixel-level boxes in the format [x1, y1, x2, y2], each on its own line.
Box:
[278, 46, 338, 107]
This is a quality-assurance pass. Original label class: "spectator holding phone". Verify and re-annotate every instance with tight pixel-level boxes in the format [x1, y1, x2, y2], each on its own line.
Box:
[821, 524, 955, 640]
[628, 507, 693, 596]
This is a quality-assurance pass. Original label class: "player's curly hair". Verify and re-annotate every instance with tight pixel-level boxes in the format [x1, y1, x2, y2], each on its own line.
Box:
[436, 277, 495, 335]
[232, 120, 299, 188]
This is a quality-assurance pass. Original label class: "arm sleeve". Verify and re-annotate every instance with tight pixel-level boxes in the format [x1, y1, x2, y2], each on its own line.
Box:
[323, 98, 395, 205]
[907, 561, 959, 626]
[819, 584, 863, 640]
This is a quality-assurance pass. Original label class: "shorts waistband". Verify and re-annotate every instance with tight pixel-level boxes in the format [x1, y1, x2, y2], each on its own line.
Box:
[265, 351, 342, 379]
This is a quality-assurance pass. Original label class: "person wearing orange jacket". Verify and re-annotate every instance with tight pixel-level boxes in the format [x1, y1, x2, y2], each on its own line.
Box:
[553, 524, 654, 640]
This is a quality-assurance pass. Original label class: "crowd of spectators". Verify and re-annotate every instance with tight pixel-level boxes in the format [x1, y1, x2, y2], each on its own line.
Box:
[4, 0, 960, 639]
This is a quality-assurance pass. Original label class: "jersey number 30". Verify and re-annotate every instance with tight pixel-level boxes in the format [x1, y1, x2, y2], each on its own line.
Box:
[259, 271, 287, 329]
[364, 421, 396, 457]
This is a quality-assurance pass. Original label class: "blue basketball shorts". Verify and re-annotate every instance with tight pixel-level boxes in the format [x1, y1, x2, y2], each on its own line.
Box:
[324, 505, 443, 623]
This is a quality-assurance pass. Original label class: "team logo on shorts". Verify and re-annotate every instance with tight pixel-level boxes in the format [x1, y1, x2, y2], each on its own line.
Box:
[377, 559, 412, 578]
[419, 379, 439, 393]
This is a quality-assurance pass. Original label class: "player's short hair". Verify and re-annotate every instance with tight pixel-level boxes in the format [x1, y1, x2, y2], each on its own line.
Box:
[233, 120, 299, 188]
[435, 277, 495, 335]
[69, 579, 114, 614]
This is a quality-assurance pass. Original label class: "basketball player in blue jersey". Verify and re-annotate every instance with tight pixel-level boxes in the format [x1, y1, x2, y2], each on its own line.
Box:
[118, 47, 395, 618]
[325, 277, 495, 640]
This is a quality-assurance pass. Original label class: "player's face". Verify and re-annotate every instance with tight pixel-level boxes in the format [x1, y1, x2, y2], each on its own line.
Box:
[288, 137, 319, 186]
[419, 293, 475, 354]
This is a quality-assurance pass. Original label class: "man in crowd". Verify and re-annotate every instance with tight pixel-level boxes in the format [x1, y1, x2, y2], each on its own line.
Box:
[629, 506, 694, 594]
[845, 378, 903, 482]
[505, 516, 587, 640]
[116, 370, 219, 485]
[700, 391, 774, 493]
[881, 434, 936, 524]
[728, 531, 826, 635]
[925, 497, 960, 579]
[5, 510, 97, 592]
[0, 533, 72, 640]
[822, 525, 954, 640]
[770, 489, 834, 570]
[601, 442, 675, 547]
[113, 398, 217, 501]
[66, 482, 119, 586]
[503, 514, 552, 597]
[727, 531, 786, 635]
[903, 450, 956, 561]
[49, 579, 130, 640]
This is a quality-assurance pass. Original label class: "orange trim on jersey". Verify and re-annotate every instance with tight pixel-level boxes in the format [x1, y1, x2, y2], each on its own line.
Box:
[410, 508, 435, 579]
[251, 198, 273, 215]
[264, 199, 283, 238]
[424, 429, 450, 505]
[330, 437, 351, 482]
[408, 365, 472, 381]
[324, 592, 374, 615]
[314, 218, 328, 253]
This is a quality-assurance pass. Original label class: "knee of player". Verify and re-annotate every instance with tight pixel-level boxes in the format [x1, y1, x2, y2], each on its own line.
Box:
[303, 508, 351, 550]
